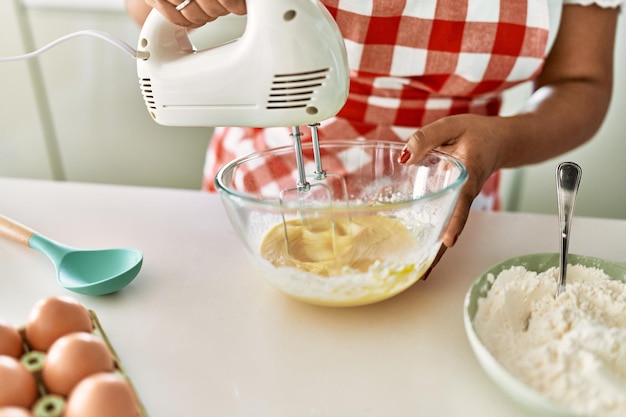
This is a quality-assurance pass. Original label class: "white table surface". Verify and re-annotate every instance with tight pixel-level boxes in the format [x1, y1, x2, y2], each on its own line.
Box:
[1, 177, 625, 417]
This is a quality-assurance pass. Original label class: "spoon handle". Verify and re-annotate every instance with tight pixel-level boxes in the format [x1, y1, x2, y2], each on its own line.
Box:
[0, 214, 36, 247]
[556, 162, 582, 296]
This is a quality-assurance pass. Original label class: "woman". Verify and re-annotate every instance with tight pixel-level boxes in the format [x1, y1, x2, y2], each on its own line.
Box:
[126, 0, 621, 254]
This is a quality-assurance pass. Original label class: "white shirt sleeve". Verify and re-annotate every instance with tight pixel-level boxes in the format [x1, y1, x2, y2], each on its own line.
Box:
[563, 0, 623, 6]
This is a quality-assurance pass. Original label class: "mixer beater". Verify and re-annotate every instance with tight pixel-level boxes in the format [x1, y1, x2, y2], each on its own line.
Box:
[279, 124, 352, 260]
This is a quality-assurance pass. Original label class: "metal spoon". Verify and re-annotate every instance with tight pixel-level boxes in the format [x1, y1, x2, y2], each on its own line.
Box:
[0, 214, 142, 296]
[555, 162, 582, 296]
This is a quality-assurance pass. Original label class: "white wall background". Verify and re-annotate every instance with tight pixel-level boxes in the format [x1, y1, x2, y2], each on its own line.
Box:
[1, 0, 625, 219]
[0, 0, 211, 189]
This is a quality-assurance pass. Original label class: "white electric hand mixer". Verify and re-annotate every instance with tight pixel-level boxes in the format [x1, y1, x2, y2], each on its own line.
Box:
[136, 0, 351, 254]
[136, 0, 348, 128]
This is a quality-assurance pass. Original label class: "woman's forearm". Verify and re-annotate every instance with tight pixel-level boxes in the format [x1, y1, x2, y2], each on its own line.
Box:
[498, 78, 613, 169]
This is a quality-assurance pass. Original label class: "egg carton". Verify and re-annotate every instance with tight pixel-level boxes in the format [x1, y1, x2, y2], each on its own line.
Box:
[17, 310, 148, 417]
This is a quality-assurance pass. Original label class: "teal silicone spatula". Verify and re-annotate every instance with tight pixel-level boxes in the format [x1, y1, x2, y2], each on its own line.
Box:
[0, 214, 142, 295]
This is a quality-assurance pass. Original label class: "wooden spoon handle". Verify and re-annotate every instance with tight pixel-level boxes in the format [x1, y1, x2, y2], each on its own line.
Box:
[0, 214, 36, 247]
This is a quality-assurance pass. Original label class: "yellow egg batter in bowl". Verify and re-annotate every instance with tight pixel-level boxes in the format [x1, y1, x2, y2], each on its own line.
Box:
[215, 140, 467, 306]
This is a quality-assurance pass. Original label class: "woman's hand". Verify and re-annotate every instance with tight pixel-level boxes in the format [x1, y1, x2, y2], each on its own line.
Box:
[126, 0, 246, 28]
[401, 114, 509, 249]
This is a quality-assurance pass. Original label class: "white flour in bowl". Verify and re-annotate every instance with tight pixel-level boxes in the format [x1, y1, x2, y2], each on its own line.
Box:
[474, 264, 626, 416]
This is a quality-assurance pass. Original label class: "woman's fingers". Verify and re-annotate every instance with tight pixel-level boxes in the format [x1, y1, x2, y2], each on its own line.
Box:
[214, 0, 246, 15]
[178, 1, 214, 25]
[420, 244, 447, 280]
[398, 114, 502, 248]
[441, 188, 474, 247]
[146, 0, 194, 26]
[398, 118, 462, 164]
[146, 0, 246, 27]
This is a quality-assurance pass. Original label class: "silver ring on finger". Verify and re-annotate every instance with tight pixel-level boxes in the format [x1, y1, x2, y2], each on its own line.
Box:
[175, 0, 193, 11]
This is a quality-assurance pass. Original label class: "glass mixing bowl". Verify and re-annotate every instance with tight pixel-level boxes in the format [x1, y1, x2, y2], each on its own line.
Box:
[215, 140, 467, 306]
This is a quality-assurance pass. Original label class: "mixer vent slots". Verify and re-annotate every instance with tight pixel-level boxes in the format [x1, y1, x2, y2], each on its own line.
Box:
[267, 68, 329, 109]
[139, 78, 157, 110]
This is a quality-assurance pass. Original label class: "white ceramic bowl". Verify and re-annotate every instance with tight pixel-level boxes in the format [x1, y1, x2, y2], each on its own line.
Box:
[464, 253, 626, 416]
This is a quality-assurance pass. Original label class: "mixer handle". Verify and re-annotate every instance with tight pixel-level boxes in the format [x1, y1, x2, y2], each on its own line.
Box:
[138, 8, 247, 58]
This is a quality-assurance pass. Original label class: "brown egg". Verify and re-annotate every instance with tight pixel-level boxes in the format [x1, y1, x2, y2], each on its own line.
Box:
[0, 356, 38, 408]
[64, 372, 141, 417]
[42, 332, 115, 396]
[0, 322, 23, 358]
[24, 296, 93, 351]
[0, 406, 36, 417]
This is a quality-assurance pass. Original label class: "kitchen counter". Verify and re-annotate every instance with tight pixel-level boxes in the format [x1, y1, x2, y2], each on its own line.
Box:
[1, 177, 625, 417]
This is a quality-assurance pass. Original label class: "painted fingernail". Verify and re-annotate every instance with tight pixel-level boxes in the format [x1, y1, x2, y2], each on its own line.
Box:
[399, 148, 411, 164]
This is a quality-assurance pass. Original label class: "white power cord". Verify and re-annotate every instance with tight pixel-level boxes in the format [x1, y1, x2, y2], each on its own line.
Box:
[0, 29, 149, 62]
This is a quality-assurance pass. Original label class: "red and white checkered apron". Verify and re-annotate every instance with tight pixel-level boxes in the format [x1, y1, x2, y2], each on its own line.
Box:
[204, 0, 550, 210]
